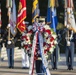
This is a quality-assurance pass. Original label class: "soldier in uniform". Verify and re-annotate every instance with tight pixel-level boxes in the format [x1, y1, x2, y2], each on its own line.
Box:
[51, 44, 59, 70]
[65, 29, 74, 70]
[51, 30, 60, 70]
[5, 24, 15, 68]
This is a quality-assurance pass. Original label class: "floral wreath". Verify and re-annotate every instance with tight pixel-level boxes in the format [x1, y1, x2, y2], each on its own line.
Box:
[43, 25, 57, 54]
[21, 23, 57, 57]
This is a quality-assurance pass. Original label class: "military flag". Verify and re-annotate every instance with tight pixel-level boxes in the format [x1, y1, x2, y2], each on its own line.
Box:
[17, 0, 26, 33]
[10, 0, 17, 36]
[64, 0, 76, 33]
[51, 8, 58, 32]
[46, 0, 58, 32]
[32, 0, 40, 23]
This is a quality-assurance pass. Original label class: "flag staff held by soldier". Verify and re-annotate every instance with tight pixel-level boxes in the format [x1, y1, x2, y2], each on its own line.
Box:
[6, 0, 12, 42]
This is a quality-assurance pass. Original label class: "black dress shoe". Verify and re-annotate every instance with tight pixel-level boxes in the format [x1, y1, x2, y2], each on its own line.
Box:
[8, 66, 11, 68]
[52, 67, 54, 70]
[8, 66, 14, 69]
[22, 67, 26, 69]
[54, 67, 57, 70]
[11, 66, 14, 69]
[67, 68, 70, 70]
[70, 68, 73, 70]
[22, 67, 29, 69]
[71, 68, 73, 70]
[67, 67, 73, 70]
[67, 66, 70, 70]
[52, 67, 57, 70]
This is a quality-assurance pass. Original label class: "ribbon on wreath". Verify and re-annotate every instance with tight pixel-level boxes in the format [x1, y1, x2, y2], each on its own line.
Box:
[29, 23, 51, 75]
[39, 32, 51, 75]
[29, 23, 44, 75]
[29, 31, 38, 75]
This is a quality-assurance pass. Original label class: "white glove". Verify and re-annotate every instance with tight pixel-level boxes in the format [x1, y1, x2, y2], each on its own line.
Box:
[67, 41, 70, 46]
[7, 24, 11, 28]
[7, 40, 11, 45]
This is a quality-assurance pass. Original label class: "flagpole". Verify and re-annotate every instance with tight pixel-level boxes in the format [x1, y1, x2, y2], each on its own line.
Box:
[6, 0, 12, 41]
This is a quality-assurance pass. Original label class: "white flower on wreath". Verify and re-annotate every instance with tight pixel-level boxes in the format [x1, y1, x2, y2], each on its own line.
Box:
[44, 33, 49, 38]
[46, 38, 51, 44]
[54, 40, 58, 44]
[52, 34, 57, 39]
[28, 25, 33, 31]
[44, 24, 50, 30]
[27, 33, 31, 37]
[25, 37, 31, 44]
[50, 41, 54, 45]
[27, 40, 31, 44]
[44, 45, 47, 50]
[49, 47, 55, 54]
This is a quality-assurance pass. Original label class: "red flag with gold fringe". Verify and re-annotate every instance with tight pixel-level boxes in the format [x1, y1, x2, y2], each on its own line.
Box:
[17, 0, 26, 33]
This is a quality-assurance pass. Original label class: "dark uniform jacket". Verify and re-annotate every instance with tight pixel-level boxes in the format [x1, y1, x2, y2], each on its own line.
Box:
[4, 29, 15, 49]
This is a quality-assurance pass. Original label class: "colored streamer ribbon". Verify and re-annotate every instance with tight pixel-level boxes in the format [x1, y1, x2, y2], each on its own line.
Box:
[39, 32, 51, 75]
[29, 23, 51, 75]
[29, 31, 38, 75]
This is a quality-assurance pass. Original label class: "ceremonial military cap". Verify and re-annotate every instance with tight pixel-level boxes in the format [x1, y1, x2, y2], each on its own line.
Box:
[39, 16, 45, 21]
[38, 16, 45, 22]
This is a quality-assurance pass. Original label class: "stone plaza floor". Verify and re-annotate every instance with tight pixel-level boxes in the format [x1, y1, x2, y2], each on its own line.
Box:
[0, 54, 76, 75]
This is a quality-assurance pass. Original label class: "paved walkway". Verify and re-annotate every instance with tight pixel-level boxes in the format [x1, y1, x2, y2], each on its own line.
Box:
[0, 54, 76, 75]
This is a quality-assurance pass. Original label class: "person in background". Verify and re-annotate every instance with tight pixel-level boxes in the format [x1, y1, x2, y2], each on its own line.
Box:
[51, 44, 60, 70]
[21, 21, 30, 69]
[65, 29, 74, 70]
[51, 29, 60, 70]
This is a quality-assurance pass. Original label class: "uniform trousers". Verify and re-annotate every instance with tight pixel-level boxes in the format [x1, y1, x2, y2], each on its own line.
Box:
[7, 48, 14, 67]
[21, 48, 29, 68]
[65, 41, 74, 68]
[51, 44, 59, 69]
[35, 59, 45, 75]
